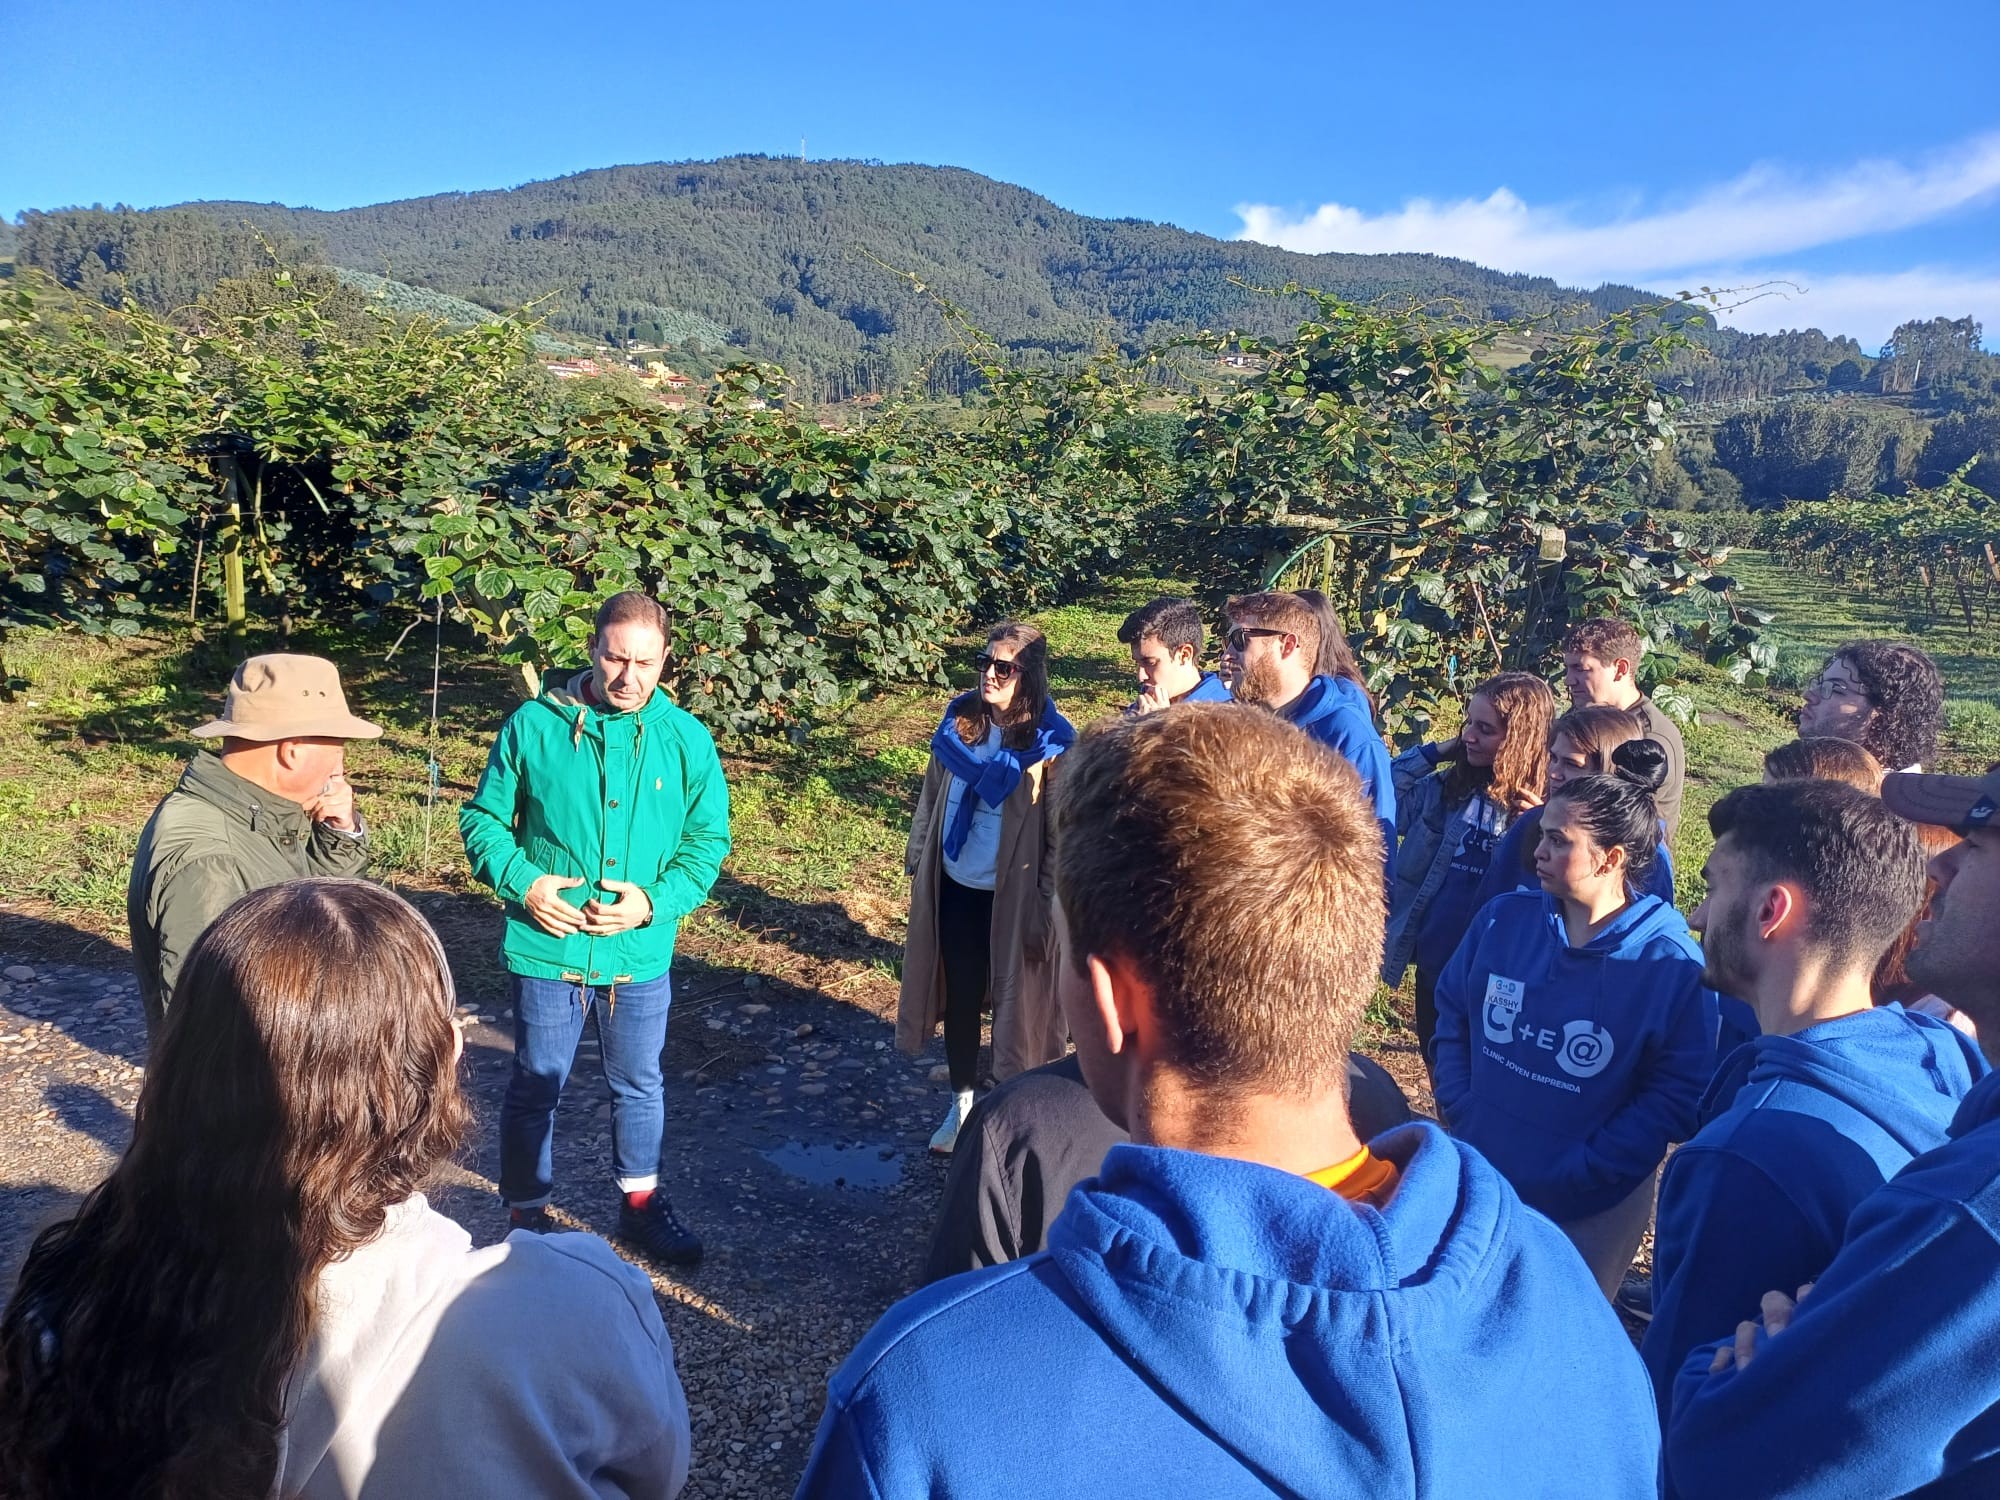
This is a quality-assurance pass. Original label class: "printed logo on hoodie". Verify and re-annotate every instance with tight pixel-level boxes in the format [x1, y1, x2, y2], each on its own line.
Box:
[1482, 976, 1618, 1083]
[1558, 1020, 1617, 1079]
[1483, 975, 1524, 1043]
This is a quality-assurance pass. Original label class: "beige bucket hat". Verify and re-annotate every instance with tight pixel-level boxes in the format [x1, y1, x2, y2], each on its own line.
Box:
[191, 654, 383, 742]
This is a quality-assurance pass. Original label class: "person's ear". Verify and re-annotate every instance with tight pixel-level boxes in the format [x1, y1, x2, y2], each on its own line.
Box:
[273, 738, 302, 771]
[1600, 843, 1628, 879]
[1088, 949, 1154, 1061]
[1175, 644, 1196, 667]
[1617, 655, 1638, 683]
[1757, 883, 1801, 942]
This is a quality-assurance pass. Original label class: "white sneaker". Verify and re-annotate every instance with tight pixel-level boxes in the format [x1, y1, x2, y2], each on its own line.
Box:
[929, 1090, 975, 1154]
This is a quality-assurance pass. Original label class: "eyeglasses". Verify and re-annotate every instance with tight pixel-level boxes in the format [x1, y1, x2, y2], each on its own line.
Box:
[973, 653, 1020, 682]
[1804, 675, 1866, 701]
[1224, 626, 1288, 654]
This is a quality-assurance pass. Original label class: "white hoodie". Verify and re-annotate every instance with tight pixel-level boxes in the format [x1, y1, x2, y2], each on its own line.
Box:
[275, 1195, 689, 1499]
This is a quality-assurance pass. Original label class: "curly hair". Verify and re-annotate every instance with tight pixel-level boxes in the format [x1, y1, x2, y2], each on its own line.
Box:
[1824, 641, 1945, 771]
[1442, 671, 1555, 816]
[0, 881, 471, 1500]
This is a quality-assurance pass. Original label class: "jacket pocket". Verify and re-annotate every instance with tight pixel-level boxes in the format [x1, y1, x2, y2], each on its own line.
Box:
[524, 836, 586, 901]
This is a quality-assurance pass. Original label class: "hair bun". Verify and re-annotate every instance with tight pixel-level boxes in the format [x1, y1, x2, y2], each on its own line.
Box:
[1610, 737, 1669, 795]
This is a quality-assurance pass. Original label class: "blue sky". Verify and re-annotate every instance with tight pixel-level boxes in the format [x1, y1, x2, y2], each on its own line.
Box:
[4, 0, 1997, 349]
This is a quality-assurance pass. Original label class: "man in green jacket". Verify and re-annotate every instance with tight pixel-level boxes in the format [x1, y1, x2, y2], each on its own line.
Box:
[462, 591, 732, 1265]
[128, 654, 379, 1043]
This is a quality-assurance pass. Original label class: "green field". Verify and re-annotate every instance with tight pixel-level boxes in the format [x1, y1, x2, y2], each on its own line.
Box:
[1731, 549, 2000, 774]
[0, 562, 1988, 1035]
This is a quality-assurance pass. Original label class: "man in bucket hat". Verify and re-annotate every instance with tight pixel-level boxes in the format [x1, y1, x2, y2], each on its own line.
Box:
[1663, 763, 2000, 1499]
[128, 654, 380, 1042]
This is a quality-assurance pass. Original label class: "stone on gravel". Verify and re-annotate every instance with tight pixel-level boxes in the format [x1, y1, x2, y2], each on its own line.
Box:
[2, 965, 34, 983]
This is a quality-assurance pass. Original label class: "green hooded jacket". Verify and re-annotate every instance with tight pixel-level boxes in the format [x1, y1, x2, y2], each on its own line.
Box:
[460, 670, 731, 984]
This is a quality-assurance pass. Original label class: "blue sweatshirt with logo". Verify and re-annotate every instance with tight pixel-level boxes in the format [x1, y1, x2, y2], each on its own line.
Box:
[796, 1132, 1659, 1500]
[1643, 1004, 1985, 1420]
[1432, 890, 1717, 1223]
[1282, 674, 1395, 849]
[1666, 1070, 2000, 1499]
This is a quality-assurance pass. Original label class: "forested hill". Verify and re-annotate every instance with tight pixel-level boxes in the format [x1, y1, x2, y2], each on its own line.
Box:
[13, 155, 1670, 398]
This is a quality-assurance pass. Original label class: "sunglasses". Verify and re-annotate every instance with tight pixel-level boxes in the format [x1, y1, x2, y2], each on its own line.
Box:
[1224, 626, 1288, 654]
[973, 653, 1021, 682]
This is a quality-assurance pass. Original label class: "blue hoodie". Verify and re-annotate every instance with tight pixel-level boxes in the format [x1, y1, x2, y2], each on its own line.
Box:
[1432, 890, 1717, 1222]
[1643, 1004, 1986, 1420]
[797, 1131, 1659, 1500]
[1281, 674, 1396, 846]
[1470, 804, 1677, 912]
[1181, 670, 1233, 704]
[1665, 1070, 2000, 1499]
[1130, 671, 1234, 713]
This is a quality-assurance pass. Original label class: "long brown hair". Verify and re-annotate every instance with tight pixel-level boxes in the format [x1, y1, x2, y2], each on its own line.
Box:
[0, 880, 471, 1500]
[1442, 670, 1554, 815]
[952, 620, 1051, 751]
[1292, 589, 1374, 711]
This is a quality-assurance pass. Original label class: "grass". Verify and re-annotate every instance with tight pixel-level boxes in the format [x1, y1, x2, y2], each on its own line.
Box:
[2, 558, 1990, 1033]
[1731, 549, 2000, 774]
[0, 586, 1155, 996]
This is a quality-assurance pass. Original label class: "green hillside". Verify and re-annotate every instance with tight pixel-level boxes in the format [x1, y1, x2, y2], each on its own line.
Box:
[11, 157, 1998, 500]
[13, 156, 1669, 398]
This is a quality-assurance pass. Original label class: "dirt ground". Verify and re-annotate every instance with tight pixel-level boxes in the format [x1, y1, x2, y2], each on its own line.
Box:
[0, 882, 1651, 1500]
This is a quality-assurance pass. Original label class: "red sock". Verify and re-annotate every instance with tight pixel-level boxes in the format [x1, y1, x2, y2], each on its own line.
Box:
[625, 1189, 654, 1211]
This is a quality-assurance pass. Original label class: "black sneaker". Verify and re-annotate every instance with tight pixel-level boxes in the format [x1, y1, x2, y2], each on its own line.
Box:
[618, 1190, 704, 1266]
[509, 1204, 557, 1235]
[1615, 1274, 1654, 1324]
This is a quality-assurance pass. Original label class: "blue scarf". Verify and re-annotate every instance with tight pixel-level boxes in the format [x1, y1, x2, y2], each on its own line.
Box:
[930, 697, 1076, 860]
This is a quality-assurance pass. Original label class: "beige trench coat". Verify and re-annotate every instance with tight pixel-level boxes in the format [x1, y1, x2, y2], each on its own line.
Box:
[896, 751, 1066, 1081]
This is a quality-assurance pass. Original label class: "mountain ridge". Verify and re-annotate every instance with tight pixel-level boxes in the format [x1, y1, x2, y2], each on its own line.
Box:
[13, 155, 1680, 398]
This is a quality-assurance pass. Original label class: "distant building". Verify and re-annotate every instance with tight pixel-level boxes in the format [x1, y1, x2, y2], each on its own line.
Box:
[542, 358, 602, 380]
[640, 360, 693, 389]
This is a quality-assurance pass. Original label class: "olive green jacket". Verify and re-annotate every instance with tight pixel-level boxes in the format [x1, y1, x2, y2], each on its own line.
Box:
[459, 672, 731, 985]
[127, 751, 370, 1035]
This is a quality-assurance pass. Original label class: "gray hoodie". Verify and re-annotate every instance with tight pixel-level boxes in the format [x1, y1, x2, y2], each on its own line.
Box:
[276, 1196, 689, 1499]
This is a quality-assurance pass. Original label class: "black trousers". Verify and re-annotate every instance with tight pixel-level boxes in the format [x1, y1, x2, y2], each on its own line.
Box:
[937, 873, 995, 1092]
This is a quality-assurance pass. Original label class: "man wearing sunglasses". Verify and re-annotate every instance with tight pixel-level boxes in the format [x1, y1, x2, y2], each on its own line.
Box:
[1222, 591, 1395, 858]
[1116, 596, 1232, 714]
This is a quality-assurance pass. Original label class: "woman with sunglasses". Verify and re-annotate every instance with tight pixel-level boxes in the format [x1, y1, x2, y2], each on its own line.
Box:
[0, 880, 689, 1499]
[1383, 670, 1555, 1063]
[1797, 640, 1944, 773]
[899, 621, 1077, 1154]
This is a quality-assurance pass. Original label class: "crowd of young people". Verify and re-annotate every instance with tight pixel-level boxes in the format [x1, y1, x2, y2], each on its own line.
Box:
[2, 581, 1992, 1498]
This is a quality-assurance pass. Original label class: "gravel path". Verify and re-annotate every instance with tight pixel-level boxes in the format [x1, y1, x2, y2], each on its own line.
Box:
[0, 927, 963, 1500]
[0, 920, 1523, 1498]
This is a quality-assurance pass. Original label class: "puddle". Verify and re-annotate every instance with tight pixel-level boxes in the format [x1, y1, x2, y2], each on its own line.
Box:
[763, 1140, 904, 1191]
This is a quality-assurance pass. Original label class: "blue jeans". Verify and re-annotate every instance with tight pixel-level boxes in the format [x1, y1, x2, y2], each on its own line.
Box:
[499, 973, 672, 1208]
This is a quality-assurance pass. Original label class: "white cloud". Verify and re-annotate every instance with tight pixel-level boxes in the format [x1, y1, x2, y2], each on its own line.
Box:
[1677, 267, 2000, 350]
[1233, 133, 2000, 288]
